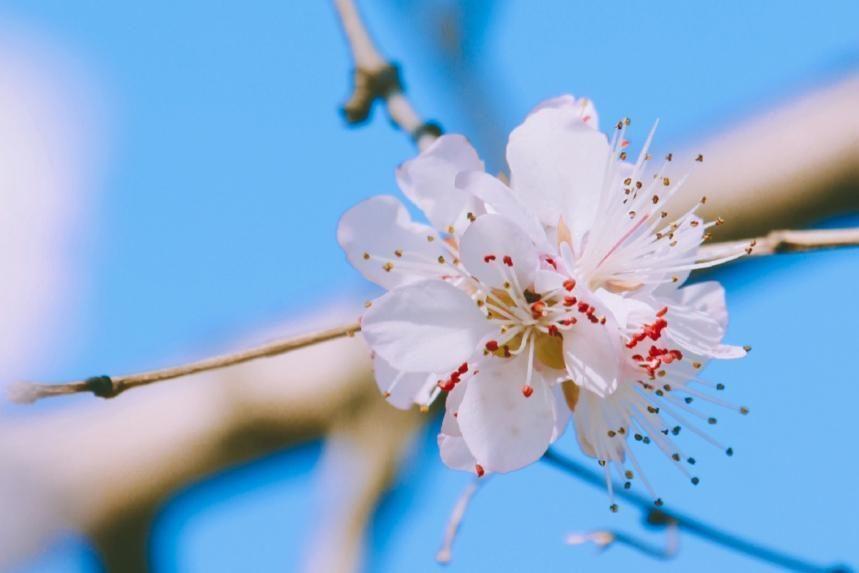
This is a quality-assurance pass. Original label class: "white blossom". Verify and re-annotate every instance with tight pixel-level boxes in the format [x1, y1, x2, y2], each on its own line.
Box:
[338, 95, 749, 502]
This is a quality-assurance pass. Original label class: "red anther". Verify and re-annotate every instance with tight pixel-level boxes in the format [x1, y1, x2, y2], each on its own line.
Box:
[485, 340, 499, 352]
[587, 313, 599, 323]
[483, 254, 497, 263]
[563, 296, 577, 307]
[449, 371, 461, 384]
[545, 257, 557, 270]
[457, 362, 469, 374]
[503, 345, 511, 358]
[530, 300, 546, 319]
[669, 349, 683, 361]
[631, 354, 644, 362]
[522, 385, 534, 398]
[577, 301, 589, 313]
[600, 317, 607, 325]
[438, 379, 455, 392]
[502, 255, 514, 266]
[621, 139, 630, 148]
[656, 306, 669, 317]
[560, 318, 577, 326]
[582, 114, 592, 123]
[563, 279, 576, 291]
[547, 324, 561, 337]
[475, 464, 486, 477]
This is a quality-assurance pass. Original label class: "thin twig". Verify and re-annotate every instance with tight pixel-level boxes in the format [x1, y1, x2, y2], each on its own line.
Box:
[566, 522, 680, 560]
[436, 477, 487, 564]
[542, 449, 851, 573]
[333, 0, 441, 151]
[7, 322, 361, 404]
[699, 227, 859, 261]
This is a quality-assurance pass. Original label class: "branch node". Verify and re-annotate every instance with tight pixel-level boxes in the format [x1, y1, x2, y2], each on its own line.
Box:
[341, 63, 403, 124]
[85, 375, 119, 399]
[411, 121, 444, 142]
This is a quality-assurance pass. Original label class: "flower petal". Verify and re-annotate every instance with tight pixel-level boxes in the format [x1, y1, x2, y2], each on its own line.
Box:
[678, 281, 728, 330]
[459, 214, 539, 290]
[396, 134, 484, 233]
[457, 353, 555, 473]
[438, 382, 477, 471]
[454, 170, 547, 246]
[527, 94, 599, 130]
[372, 354, 436, 410]
[362, 280, 494, 373]
[337, 195, 447, 289]
[507, 103, 610, 241]
[562, 307, 621, 398]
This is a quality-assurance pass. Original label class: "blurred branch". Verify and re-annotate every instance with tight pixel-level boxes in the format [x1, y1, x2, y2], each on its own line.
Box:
[334, 0, 442, 151]
[0, 313, 388, 572]
[679, 74, 859, 241]
[542, 449, 851, 573]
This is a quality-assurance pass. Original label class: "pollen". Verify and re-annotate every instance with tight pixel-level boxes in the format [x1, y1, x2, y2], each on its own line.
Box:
[382, 262, 394, 272]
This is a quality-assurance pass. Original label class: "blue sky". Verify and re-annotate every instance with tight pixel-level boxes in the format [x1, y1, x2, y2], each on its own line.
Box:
[4, 0, 858, 571]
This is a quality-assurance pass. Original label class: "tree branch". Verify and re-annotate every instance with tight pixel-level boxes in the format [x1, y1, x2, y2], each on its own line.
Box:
[698, 227, 859, 260]
[333, 0, 441, 151]
[7, 322, 360, 403]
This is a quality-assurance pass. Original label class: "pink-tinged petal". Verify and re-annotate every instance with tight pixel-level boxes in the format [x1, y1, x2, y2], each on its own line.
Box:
[527, 94, 599, 130]
[459, 214, 539, 290]
[507, 103, 609, 240]
[362, 280, 494, 373]
[396, 134, 484, 233]
[455, 170, 547, 246]
[562, 308, 621, 398]
[438, 382, 477, 471]
[457, 353, 555, 473]
[372, 355, 436, 410]
[337, 195, 447, 289]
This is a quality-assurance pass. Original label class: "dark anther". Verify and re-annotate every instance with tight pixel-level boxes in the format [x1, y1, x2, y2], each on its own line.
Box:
[85, 375, 116, 398]
[523, 289, 542, 304]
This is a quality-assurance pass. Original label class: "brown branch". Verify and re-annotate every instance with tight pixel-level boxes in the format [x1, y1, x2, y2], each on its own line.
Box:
[8, 321, 360, 404]
[698, 227, 859, 261]
[333, 0, 441, 151]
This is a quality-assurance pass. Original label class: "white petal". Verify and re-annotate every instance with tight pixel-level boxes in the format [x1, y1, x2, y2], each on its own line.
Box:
[562, 308, 621, 398]
[678, 281, 728, 330]
[455, 170, 547, 246]
[396, 134, 484, 233]
[372, 355, 436, 410]
[362, 280, 493, 373]
[549, 384, 571, 442]
[534, 269, 566, 293]
[337, 195, 446, 289]
[507, 104, 610, 240]
[457, 353, 555, 473]
[438, 382, 477, 471]
[459, 214, 539, 290]
[527, 94, 599, 130]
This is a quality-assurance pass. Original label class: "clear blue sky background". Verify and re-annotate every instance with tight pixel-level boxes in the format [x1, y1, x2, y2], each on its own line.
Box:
[4, 1, 858, 571]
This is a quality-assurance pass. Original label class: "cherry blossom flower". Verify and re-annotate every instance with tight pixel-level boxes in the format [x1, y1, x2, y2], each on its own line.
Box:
[337, 95, 750, 505]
